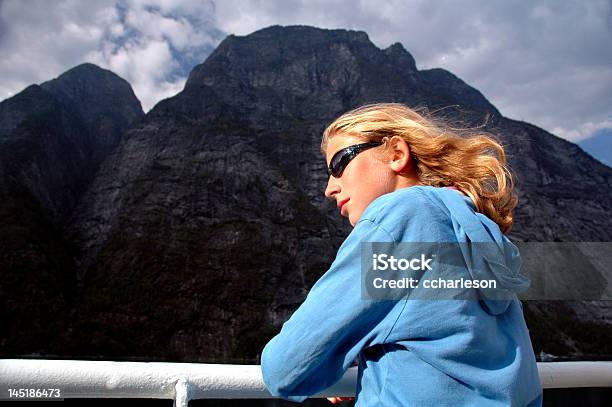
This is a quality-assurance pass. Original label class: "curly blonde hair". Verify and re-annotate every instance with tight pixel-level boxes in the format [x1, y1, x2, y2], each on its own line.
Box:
[321, 103, 518, 233]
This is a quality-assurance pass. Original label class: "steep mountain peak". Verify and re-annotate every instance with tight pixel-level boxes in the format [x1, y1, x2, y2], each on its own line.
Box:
[41, 62, 132, 97]
[384, 42, 417, 71]
[177, 25, 497, 128]
[51, 62, 112, 78]
[40, 62, 143, 159]
[181, 25, 431, 124]
[41, 62, 143, 123]
[185, 25, 379, 90]
[247, 24, 371, 43]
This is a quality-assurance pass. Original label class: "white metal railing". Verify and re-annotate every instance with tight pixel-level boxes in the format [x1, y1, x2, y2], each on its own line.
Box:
[1, 359, 611, 406]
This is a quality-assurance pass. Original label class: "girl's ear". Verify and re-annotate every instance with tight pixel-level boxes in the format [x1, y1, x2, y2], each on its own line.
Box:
[389, 136, 412, 173]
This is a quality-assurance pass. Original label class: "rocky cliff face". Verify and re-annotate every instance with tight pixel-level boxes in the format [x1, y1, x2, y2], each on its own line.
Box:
[2, 25, 611, 361]
[0, 64, 143, 355]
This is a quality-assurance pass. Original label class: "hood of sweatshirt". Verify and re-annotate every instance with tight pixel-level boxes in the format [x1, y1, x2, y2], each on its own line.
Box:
[435, 187, 530, 315]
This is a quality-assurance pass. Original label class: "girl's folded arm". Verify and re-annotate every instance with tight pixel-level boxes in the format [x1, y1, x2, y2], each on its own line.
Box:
[260, 218, 400, 402]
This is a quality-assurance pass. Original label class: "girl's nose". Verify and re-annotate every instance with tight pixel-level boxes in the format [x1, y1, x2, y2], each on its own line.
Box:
[325, 176, 340, 199]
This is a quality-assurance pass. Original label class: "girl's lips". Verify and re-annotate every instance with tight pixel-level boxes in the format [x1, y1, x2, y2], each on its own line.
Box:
[339, 199, 349, 216]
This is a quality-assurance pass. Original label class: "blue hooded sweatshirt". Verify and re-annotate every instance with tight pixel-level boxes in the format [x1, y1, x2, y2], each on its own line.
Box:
[261, 185, 543, 406]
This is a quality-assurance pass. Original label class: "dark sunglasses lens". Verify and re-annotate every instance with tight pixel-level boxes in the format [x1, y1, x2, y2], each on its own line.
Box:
[330, 152, 345, 176]
[331, 149, 354, 177]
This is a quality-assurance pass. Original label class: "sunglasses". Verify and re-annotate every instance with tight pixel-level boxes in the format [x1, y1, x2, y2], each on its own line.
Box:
[327, 141, 384, 178]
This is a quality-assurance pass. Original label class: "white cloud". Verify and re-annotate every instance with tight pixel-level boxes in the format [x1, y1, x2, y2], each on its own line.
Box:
[123, 5, 215, 50]
[0, 0, 221, 112]
[86, 38, 184, 110]
[553, 118, 612, 143]
[0, 0, 116, 97]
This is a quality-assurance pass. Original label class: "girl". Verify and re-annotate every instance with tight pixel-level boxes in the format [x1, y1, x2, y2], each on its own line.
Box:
[261, 103, 542, 406]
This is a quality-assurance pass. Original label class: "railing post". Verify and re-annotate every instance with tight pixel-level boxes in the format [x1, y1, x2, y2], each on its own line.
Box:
[174, 377, 191, 407]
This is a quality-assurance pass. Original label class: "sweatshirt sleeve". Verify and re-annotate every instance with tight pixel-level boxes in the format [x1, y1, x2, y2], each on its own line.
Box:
[260, 218, 400, 402]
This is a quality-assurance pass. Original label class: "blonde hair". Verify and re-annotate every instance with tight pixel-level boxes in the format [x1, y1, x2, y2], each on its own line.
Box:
[321, 103, 518, 233]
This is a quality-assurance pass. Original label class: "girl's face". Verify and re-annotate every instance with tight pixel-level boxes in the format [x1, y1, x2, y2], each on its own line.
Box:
[324, 134, 416, 227]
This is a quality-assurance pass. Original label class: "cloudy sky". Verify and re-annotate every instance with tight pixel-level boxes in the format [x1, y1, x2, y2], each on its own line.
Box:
[1, 0, 610, 142]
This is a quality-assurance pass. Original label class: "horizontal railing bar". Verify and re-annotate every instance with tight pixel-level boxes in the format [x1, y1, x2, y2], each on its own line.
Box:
[1, 359, 611, 401]
[538, 361, 612, 388]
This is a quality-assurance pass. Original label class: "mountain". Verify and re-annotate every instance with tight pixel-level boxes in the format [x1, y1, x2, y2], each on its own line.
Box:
[40, 63, 144, 168]
[0, 63, 143, 221]
[579, 129, 612, 167]
[0, 63, 143, 356]
[2, 26, 611, 362]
